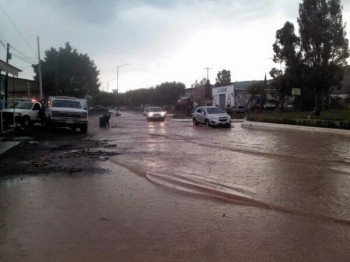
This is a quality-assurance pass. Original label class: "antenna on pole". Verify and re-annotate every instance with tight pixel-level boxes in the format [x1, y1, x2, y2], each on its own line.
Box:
[37, 36, 43, 100]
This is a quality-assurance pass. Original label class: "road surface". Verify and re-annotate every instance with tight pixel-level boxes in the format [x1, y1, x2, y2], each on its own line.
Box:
[1, 111, 350, 261]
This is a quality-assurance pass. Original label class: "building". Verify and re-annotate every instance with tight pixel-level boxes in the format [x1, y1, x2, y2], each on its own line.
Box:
[0, 74, 39, 107]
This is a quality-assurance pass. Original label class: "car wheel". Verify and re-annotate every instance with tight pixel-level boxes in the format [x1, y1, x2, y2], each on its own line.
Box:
[21, 116, 31, 127]
[205, 120, 211, 127]
[193, 118, 199, 126]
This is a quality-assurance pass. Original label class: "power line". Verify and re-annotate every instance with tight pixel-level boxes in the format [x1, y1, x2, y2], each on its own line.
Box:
[11, 45, 36, 63]
[0, 38, 6, 49]
[11, 53, 36, 65]
[0, 3, 36, 55]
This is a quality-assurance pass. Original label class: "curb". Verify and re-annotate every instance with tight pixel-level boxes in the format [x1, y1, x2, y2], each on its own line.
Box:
[241, 121, 350, 136]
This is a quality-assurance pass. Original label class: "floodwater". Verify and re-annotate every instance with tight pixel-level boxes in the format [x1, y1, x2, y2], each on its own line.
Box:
[1, 111, 350, 261]
[97, 111, 350, 224]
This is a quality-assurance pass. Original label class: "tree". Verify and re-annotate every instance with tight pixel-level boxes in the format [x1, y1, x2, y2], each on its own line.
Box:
[247, 82, 267, 110]
[33, 42, 100, 98]
[271, 0, 349, 109]
[118, 82, 185, 108]
[215, 70, 231, 87]
[299, 0, 349, 108]
[92, 92, 117, 107]
[153, 82, 186, 106]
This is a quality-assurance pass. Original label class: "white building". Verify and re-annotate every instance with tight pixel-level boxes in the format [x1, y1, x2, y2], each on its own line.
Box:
[212, 84, 235, 110]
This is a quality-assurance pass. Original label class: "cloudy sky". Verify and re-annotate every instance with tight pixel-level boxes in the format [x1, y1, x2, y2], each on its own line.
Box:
[1, 0, 350, 93]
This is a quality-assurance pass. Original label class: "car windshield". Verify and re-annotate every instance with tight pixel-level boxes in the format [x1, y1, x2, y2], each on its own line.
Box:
[15, 101, 34, 110]
[149, 107, 161, 112]
[51, 100, 82, 109]
[206, 107, 225, 114]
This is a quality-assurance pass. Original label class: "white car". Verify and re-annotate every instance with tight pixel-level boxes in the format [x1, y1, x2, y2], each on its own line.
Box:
[192, 106, 231, 128]
[145, 107, 166, 121]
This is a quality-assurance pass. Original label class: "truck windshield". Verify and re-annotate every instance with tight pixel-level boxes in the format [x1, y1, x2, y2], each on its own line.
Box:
[150, 107, 161, 112]
[51, 100, 82, 109]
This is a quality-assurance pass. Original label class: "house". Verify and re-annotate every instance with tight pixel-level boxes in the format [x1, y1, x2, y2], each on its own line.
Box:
[0, 74, 39, 107]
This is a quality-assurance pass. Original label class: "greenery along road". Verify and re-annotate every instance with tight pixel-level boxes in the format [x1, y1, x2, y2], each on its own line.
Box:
[246, 109, 350, 130]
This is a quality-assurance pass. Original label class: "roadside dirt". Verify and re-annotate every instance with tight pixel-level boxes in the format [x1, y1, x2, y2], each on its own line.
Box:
[0, 125, 120, 176]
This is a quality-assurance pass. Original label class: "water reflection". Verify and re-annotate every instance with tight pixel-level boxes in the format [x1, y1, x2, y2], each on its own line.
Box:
[100, 113, 350, 222]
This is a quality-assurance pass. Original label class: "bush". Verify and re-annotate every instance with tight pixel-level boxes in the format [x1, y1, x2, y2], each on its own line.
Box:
[246, 116, 350, 130]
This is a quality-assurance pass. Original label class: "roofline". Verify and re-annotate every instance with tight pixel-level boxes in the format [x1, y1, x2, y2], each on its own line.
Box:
[0, 59, 21, 76]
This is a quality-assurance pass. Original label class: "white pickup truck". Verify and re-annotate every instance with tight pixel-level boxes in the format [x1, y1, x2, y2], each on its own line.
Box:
[45, 96, 88, 133]
[0, 100, 43, 127]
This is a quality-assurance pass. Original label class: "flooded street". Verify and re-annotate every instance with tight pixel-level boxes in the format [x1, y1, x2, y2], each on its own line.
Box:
[1, 111, 350, 261]
[100, 111, 350, 224]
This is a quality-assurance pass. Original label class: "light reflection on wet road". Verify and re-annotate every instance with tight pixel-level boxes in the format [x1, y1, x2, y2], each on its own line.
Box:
[97, 112, 350, 223]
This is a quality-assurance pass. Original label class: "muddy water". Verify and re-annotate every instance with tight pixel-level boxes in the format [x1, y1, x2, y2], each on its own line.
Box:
[1, 112, 350, 261]
[98, 112, 350, 224]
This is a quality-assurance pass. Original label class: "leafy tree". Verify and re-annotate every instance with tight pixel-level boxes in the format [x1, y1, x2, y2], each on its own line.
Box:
[247, 82, 267, 110]
[298, 0, 349, 108]
[92, 92, 117, 107]
[191, 78, 211, 106]
[33, 42, 100, 98]
[215, 70, 231, 87]
[271, 0, 349, 109]
[153, 82, 186, 106]
[118, 82, 185, 108]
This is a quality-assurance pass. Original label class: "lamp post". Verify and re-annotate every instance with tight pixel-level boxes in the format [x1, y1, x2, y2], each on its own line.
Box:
[116, 63, 129, 115]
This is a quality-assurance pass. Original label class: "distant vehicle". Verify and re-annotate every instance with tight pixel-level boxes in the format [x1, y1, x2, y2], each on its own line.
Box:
[45, 96, 88, 133]
[229, 105, 245, 114]
[145, 106, 166, 121]
[0, 100, 43, 127]
[192, 106, 231, 128]
[90, 105, 107, 112]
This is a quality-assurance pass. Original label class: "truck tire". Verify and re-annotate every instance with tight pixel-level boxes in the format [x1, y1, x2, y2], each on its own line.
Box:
[80, 124, 88, 134]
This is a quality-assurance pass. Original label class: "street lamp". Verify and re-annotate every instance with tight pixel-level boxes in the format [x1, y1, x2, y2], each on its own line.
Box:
[116, 63, 129, 115]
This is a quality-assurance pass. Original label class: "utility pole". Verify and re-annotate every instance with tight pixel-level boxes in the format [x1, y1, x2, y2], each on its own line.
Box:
[203, 67, 212, 82]
[37, 36, 43, 100]
[116, 63, 129, 115]
[4, 43, 10, 108]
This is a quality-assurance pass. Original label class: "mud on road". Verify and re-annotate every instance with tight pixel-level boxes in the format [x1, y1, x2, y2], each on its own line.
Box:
[0, 125, 120, 176]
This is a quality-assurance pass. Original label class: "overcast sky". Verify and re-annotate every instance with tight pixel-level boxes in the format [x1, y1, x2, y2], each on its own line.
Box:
[1, 0, 350, 93]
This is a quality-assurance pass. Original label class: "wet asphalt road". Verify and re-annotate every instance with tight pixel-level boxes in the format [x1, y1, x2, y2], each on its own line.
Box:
[0, 111, 350, 261]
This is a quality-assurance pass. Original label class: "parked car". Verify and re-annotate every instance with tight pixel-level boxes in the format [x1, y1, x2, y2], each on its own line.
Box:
[145, 106, 166, 121]
[0, 100, 43, 127]
[192, 106, 231, 128]
[45, 96, 88, 133]
[229, 105, 245, 114]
